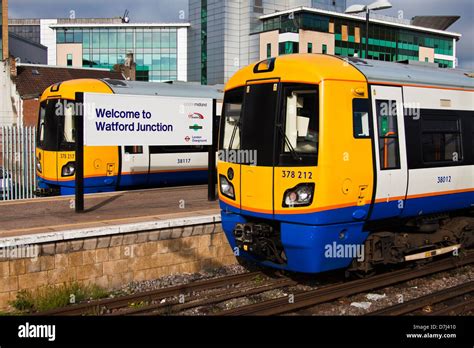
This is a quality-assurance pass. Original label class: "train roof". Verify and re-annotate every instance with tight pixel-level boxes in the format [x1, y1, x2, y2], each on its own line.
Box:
[346, 57, 474, 90]
[225, 54, 474, 92]
[100, 79, 224, 99]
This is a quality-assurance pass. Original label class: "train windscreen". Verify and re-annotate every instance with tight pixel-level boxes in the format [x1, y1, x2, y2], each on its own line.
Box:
[220, 83, 319, 167]
[38, 99, 77, 151]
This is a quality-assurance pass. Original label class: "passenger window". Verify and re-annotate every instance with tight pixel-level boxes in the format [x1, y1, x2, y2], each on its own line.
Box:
[376, 100, 400, 170]
[353, 99, 370, 138]
[125, 146, 143, 154]
[421, 117, 463, 164]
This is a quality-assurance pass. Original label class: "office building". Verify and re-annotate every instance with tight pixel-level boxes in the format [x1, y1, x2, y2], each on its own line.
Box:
[9, 18, 189, 82]
[188, 0, 347, 85]
[258, 7, 459, 68]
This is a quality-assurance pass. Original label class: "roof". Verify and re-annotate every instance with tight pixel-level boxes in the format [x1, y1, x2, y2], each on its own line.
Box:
[15, 65, 124, 99]
[346, 57, 474, 90]
[411, 16, 460, 31]
[50, 22, 190, 29]
[101, 79, 224, 99]
[9, 18, 123, 25]
[225, 54, 473, 92]
[259, 7, 461, 38]
[225, 54, 367, 91]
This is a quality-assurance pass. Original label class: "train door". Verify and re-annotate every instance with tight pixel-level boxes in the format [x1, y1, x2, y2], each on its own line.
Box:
[119, 145, 150, 187]
[369, 86, 408, 219]
[240, 81, 279, 217]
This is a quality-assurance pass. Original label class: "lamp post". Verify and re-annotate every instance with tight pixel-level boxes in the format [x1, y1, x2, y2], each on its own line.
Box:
[345, 0, 392, 59]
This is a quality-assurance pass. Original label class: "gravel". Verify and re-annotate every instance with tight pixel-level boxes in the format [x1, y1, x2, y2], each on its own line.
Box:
[115, 264, 248, 296]
[110, 260, 473, 316]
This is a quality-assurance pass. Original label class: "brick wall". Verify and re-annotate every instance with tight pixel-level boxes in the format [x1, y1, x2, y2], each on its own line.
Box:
[22, 98, 39, 127]
[0, 223, 236, 310]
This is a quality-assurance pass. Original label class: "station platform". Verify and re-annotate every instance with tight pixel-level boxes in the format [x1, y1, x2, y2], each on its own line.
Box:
[0, 185, 234, 310]
[0, 185, 220, 242]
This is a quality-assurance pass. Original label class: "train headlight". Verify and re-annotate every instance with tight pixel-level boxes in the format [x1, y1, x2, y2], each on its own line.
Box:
[36, 160, 42, 173]
[61, 162, 75, 177]
[283, 183, 315, 207]
[219, 174, 235, 200]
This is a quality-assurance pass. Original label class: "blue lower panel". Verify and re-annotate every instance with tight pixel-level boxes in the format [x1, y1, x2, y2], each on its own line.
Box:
[38, 170, 208, 196]
[219, 190, 474, 227]
[221, 211, 369, 273]
[402, 191, 474, 217]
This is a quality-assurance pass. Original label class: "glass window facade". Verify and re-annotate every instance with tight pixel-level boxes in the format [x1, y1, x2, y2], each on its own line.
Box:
[201, 0, 208, 85]
[261, 12, 455, 68]
[56, 27, 179, 81]
[263, 13, 329, 33]
[434, 58, 453, 68]
[334, 21, 453, 63]
[279, 41, 299, 55]
[9, 25, 41, 44]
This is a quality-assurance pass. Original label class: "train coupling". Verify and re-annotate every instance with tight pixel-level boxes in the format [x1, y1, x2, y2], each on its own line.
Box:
[233, 223, 287, 264]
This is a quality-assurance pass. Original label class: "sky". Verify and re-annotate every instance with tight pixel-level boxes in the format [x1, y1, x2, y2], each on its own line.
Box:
[8, 0, 474, 69]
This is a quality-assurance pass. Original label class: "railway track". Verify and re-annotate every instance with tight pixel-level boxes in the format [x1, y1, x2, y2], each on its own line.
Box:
[34, 271, 291, 316]
[217, 252, 474, 316]
[33, 252, 472, 316]
[368, 281, 474, 316]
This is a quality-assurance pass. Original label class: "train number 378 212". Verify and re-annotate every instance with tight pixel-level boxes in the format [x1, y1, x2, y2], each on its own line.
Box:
[282, 171, 313, 179]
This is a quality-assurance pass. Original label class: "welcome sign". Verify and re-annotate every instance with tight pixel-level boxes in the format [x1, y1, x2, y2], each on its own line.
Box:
[83, 93, 213, 146]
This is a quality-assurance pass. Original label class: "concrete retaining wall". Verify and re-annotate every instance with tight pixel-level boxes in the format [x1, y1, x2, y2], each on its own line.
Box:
[0, 216, 236, 310]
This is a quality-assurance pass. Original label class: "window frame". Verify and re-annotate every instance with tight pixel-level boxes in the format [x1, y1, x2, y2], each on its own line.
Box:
[352, 98, 371, 139]
[375, 99, 401, 170]
[420, 115, 464, 166]
[278, 83, 319, 167]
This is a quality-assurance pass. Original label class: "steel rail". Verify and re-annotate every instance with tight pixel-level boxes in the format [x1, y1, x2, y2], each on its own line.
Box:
[35, 271, 265, 316]
[367, 281, 474, 315]
[116, 278, 297, 316]
[218, 253, 474, 316]
[428, 297, 474, 315]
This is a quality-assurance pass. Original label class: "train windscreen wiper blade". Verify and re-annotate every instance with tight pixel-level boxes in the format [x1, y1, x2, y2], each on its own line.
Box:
[228, 120, 240, 150]
[277, 124, 302, 162]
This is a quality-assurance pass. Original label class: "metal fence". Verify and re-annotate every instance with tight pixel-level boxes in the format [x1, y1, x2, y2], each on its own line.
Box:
[0, 126, 37, 201]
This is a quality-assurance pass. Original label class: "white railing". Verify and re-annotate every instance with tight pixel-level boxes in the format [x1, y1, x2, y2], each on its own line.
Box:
[0, 126, 37, 201]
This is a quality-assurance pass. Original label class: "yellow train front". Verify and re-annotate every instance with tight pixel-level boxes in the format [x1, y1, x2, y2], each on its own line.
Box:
[36, 78, 222, 196]
[217, 54, 474, 273]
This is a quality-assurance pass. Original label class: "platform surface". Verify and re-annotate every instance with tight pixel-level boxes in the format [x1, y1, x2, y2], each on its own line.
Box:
[0, 185, 220, 239]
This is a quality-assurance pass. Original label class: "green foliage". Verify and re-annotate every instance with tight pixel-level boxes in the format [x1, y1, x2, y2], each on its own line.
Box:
[9, 282, 109, 313]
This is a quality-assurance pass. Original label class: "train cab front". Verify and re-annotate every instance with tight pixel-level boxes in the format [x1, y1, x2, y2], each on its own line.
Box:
[35, 80, 119, 196]
[35, 96, 75, 196]
[218, 55, 372, 274]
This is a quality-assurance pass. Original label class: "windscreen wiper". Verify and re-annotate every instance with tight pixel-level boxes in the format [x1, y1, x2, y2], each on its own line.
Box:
[228, 120, 240, 150]
[277, 124, 302, 162]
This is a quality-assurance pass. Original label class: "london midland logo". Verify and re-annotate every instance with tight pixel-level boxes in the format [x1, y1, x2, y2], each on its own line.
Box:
[189, 124, 203, 131]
